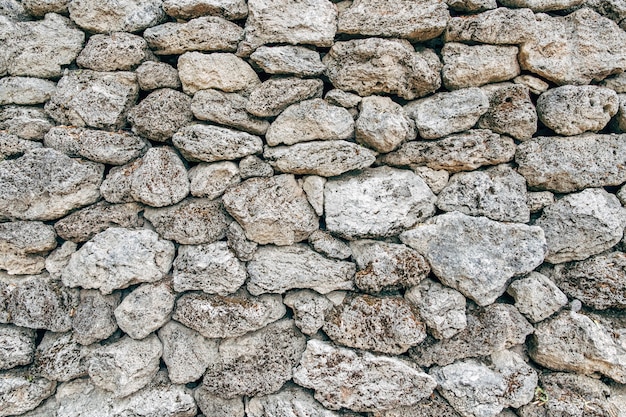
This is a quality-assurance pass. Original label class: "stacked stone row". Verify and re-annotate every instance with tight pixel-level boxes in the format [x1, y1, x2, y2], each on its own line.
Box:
[1, 0, 626, 416]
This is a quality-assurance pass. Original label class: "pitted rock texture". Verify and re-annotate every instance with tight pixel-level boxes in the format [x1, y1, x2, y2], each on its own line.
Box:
[5, 1, 626, 416]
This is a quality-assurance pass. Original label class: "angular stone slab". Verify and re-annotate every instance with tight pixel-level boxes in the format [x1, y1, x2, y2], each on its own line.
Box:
[249, 45, 325, 77]
[264, 140, 376, 177]
[324, 38, 441, 100]
[381, 129, 516, 173]
[62, 228, 175, 295]
[0, 148, 103, 221]
[222, 175, 318, 246]
[178, 51, 260, 94]
[173, 124, 263, 163]
[401, 212, 546, 306]
[162, 0, 248, 20]
[0, 106, 53, 141]
[0, 220, 57, 276]
[325, 166, 436, 239]
[445, 7, 537, 44]
[188, 161, 240, 200]
[0, 76, 56, 106]
[0, 324, 35, 370]
[507, 272, 568, 323]
[247, 244, 355, 295]
[293, 340, 437, 412]
[246, 78, 324, 118]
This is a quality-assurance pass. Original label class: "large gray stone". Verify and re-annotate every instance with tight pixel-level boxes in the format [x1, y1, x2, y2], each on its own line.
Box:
[135, 61, 180, 91]
[202, 319, 307, 398]
[436, 164, 530, 223]
[323, 294, 427, 354]
[226, 221, 258, 262]
[537, 85, 619, 135]
[478, 84, 537, 141]
[33, 331, 92, 382]
[401, 212, 546, 306]
[222, 175, 318, 246]
[68, 0, 165, 33]
[445, 8, 537, 44]
[264, 140, 376, 177]
[62, 228, 175, 295]
[178, 52, 260, 95]
[173, 124, 263, 163]
[162, 0, 248, 20]
[355, 95, 416, 153]
[0, 148, 103, 221]
[188, 161, 240, 200]
[0, 370, 55, 417]
[404, 88, 489, 140]
[0, 106, 53, 140]
[337, 0, 449, 42]
[22, 0, 71, 17]
[173, 242, 247, 295]
[535, 188, 626, 263]
[144, 198, 229, 245]
[246, 78, 324, 118]
[247, 385, 348, 417]
[293, 339, 437, 412]
[76, 32, 150, 72]
[0, 132, 42, 161]
[45, 70, 138, 132]
[324, 167, 436, 239]
[128, 88, 193, 142]
[72, 290, 120, 346]
[381, 130, 516, 173]
[0, 324, 35, 370]
[249, 45, 325, 77]
[507, 272, 568, 323]
[247, 244, 355, 295]
[324, 38, 441, 100]
[515, 133, 626, 192]
[238, 0, 337, 55]
[0, 221, 56, 276]
[0, 77, 56, 106]
[519, 8, 626, 85]
[144, 16, 242, 55]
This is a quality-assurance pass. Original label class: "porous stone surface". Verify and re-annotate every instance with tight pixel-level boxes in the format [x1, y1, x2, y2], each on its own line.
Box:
[173, 123, 263, 163]
[0, 76, 56, 105]
[445, 7, 537, 44]
[0, 370, 56, 416]
[72, 290, 120, 346]
[76, 32, 150, 72]
[128, 88, 192, 142]
[0, 324, 35, 370]
[507, 272, 568, 323]
[114, 281, 176, 339]
[68, 0, 165, 33]
[135, 61, 180, 91]
[188, 161, 240, 199]
[0, 106, 53, 140]
[247, 384, 343, 417]
[33, 331, 92, 382]
[246, 78, 324, 118]
[478, 84, 537, 141]
[308, 230, 351, 259]
[355, 95, 415, 153]
[283, 289, 334, 335]
[0, 220, 56, 275]
[194, 387, 244, 417]
[249, 45, 325, 77]
[162, 0, 248, 20]
[0, 132, 42, 160]
[402, 212, 546, 306]
[178, 52, 260, 94]
[191, 89, 269, 135]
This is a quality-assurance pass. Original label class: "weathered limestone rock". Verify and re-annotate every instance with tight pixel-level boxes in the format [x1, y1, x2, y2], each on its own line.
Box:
[100, 157, 141, 203]
[194, 387, 244, 417]
[401, 212, 546, 306]
[163, 0, 248, 20]
[135, 61, 180, 91]
[325, 89, 362, 109]
[537, 85, 619, 135]
[325, 167, 436, 239]
[34, 331, 91, 382]
[372, 392, 463, 417]
[173, 242, 246, 295]
[308, 230, 351, 260]
[191, 89, 269, 136]
[2, 272, 79, 332]
[350, 240, 430, 294]
[247, 244, 355, 295]
[442, 43, 520, 90]
[72, 290, 120, 346]
[602, 71, 626, 93]
[222, 175, 318, 246]
[114, 281, 176, 340]
[337, 0, 448, 41]
[405, 88, 489, 140]
[173, 290, 285, 338]
[0, 325, 35, 370]
[0, 221, 56, 275]
[249, 45, 325, 77]
[586, 0, 626, 30]
[301, 176, 326, 216]
[431, 351, 537, 417]
[293, 340, 437, 412]
[535, 188, 626, 263]
[54, 202, 142, 243]
[238, 0, 337, 55]
[128, 88, 192, 142]
[44, 126, 148, 166]
[519, 8, 626, 85]
[616, 93, 626, 133]
[226, 221, 258, 262]
[514, 74, 549, 95]
[549, 252, 626, 310]
[62, 228, 175, 295]
[22, 0, 70, 17]
[411, 166, 450, 194]
[283, 290, 335, 335]
[437, 165, 530, 223]
[202, 319, 307, 398]
[0, 370, 55, 417]
[1, 14, 84, 79]
[265, 99, 354, 146]
[44, 242, 76, 281]
[0, 77, 56, 106]
[178, 52, 260, 94]
[87, 334, 162, 397]
[246, 78, 324, 118]
[515, 134, 626, 192]
[355, 96, 415, 153]
[0, 106, 53, 140]
[45, 70, 138, 131]
[247, 385, 345, 417]
[445, 8, 537, 44]
[173, 124, 263, 163]
[68, 0, 165, 33]
[324, 38, 441, 100]
[478, 84, 537, 141]
[144, 16, 242, 55]
[323, 294, 426, 354]
[530, 310, 626, 383]
[0, 148, 103, 221]
[382, 130, 516, 173]
[264, 141, 376, 177]
[499, 0, 582, 10]
[158, 321, 218, 384]
[76, 32, 149, 72]
[0, 0, 28, 20]
[0, 133, 42, 161]
[144, 198, 229, 245]
[188, 161, 240, 200]
[410, 304, 533, 367]
[526, 191, 554, 213]
[406, 279, 467, 340]
[507, 272, 568, 323]
[239, 155, 274, 179]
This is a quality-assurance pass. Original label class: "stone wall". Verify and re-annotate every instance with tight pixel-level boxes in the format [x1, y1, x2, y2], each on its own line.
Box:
[1, 0, 626, 416]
